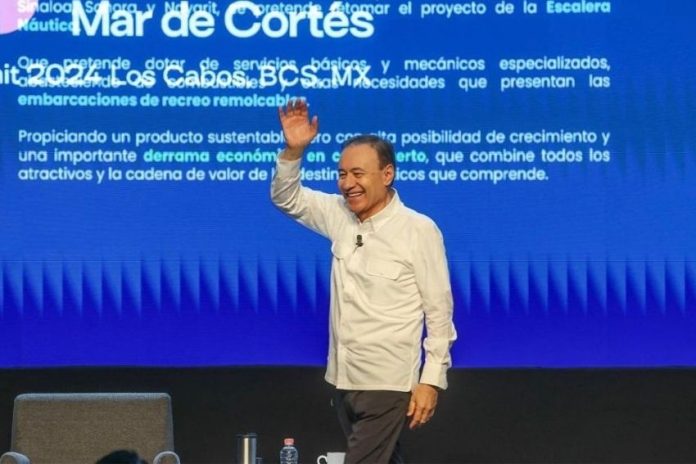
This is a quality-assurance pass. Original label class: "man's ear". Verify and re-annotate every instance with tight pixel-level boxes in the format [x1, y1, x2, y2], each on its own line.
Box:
[383, 164, 395, 186]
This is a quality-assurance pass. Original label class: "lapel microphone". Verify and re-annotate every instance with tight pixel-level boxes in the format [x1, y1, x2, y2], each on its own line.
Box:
[356, 234, 364, 247]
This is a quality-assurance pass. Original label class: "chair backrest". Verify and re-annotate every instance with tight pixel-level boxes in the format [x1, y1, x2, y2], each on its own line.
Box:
[10, 392, 175, 464]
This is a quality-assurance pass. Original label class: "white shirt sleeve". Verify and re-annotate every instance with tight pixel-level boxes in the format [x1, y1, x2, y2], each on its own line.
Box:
[413, 221, 457, 390]
[270, 157, 343, 240]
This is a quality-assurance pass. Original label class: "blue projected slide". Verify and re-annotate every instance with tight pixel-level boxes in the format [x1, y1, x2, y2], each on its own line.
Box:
[1, 0, 695, 367]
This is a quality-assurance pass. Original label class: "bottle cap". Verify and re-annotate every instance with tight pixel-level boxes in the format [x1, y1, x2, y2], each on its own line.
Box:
[283, 437, 295, 446]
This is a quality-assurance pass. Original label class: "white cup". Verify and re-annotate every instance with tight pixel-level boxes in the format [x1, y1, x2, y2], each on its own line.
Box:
[317, 451, 346, 464]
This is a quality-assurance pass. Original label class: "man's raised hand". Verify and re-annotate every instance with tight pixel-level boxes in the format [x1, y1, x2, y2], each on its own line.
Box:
[278, 99, 319, 160]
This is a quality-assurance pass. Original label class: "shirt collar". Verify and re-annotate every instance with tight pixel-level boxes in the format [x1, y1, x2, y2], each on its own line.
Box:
[357, 189, 402, 233]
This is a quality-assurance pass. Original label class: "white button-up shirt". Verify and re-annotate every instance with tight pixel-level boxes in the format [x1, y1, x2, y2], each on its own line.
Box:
[272, 158, 456, 392]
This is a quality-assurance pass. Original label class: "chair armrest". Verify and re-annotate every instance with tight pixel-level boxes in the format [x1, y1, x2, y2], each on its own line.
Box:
[0, 452, 30, 464]
[153, 451, 180, 464]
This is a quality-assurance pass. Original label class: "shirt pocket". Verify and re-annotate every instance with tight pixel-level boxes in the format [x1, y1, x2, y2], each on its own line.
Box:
[365, 257, 402, 280]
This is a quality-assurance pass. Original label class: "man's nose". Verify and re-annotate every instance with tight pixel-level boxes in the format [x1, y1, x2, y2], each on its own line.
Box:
[340, 174, 355, 188]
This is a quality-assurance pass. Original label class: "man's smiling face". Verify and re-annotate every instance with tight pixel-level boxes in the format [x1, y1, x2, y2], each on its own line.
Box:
[338, 143, 394, 222]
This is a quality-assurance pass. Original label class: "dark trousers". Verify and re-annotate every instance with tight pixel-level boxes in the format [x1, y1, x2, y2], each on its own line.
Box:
[333, 389, 411, 464]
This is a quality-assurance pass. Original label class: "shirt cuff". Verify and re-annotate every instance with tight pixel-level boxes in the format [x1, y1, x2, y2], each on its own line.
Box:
[420, 361, 448, 390]
[275, 156, 302, 175]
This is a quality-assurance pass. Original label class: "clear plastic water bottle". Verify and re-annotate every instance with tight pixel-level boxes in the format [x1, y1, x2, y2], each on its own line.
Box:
[279, 437, 299, 464]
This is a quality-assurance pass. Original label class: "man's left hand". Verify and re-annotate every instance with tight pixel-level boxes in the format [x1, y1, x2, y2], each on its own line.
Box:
[407, 383, 439, 430]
